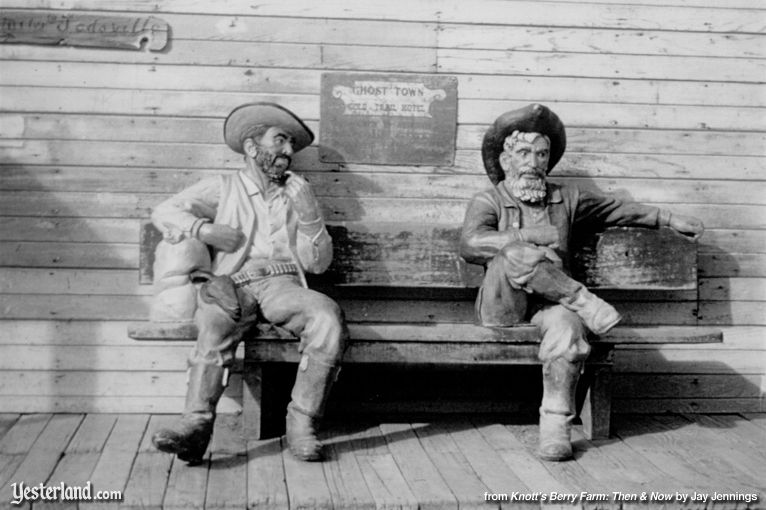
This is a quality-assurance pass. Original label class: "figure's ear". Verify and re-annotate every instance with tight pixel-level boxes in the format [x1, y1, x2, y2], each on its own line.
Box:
[242, 137, 257, 158]
[499, 151, 512, 173]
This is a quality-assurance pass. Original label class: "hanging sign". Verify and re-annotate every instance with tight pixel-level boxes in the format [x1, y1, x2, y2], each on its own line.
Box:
[320, 72, 458, 165]
[0, 11, 169, 51]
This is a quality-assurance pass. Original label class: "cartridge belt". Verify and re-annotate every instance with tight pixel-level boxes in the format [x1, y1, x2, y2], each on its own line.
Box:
[231, 263, 299, 286]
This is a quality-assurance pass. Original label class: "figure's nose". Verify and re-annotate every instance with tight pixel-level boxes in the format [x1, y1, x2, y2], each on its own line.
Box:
[281, 141, 294, 156]
[529, 152, 539, 167]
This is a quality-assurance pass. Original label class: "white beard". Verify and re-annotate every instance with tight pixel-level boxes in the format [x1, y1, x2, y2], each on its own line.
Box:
[508, 175, 547, 203]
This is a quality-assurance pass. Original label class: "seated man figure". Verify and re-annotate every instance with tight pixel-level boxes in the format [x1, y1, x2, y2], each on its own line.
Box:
[150, 102, 347, 464]
[460, 104, 703, 461]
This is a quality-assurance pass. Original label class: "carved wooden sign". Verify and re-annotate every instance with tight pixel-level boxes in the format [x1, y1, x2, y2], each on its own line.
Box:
[320, 72, 458, 165]
[0, 11, 169, 51]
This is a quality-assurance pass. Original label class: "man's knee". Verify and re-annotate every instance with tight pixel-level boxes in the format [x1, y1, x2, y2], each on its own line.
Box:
[194, 286, 241, 365]
[534, 306, 590, 362]
[303, 296, 347, 363]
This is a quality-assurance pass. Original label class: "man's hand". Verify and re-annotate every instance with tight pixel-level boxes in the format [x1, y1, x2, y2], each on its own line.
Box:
[198, 223, 245, 252]
[520, 226, 559, 247]
[284, 172, 321, 223]
[500, 242, 549, 287]
[669, 214, 704, 240]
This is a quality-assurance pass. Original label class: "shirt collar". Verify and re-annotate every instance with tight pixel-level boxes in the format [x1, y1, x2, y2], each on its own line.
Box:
[239, 170, 286, 199]
[239, 170, 263, 197]
[496, 180, 563, 207]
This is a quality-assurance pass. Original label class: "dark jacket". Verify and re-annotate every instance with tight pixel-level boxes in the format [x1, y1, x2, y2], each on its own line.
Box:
[460, 182, 662, 273]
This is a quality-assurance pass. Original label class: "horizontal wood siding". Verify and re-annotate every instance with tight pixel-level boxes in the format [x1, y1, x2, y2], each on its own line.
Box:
[0, 0, 764, 413]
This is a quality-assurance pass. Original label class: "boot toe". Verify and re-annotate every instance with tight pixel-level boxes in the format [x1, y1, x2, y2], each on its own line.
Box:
[288, 439, 324, 462]
[151, 421, 212, 463]
[537, 441, 573, 462]
[152, 429, 184, 452]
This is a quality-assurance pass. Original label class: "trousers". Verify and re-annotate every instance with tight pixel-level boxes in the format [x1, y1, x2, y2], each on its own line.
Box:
[476, 242, 591, 363]
[193, 274, 347, 367]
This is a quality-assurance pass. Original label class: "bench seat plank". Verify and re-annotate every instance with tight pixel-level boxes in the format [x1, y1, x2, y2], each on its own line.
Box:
[127, 321, 722, 345]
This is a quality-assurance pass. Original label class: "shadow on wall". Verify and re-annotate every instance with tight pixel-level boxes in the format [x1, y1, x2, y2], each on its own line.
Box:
[0, 152, 138, 413]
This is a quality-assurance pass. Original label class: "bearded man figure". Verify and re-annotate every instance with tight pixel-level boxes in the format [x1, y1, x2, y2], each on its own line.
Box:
[460, 104, 704, 461]
[150, 103, 347, 464]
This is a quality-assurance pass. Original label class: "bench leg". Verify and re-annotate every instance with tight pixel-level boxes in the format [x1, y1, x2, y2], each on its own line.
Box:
[579, 364, 612, 440]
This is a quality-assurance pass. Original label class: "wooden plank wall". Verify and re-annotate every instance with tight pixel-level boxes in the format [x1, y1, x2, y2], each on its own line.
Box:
[0, 0, 764, 414]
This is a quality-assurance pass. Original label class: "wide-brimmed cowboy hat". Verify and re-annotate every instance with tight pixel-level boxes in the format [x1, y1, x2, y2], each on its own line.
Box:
[481, 103, 566, 185]
[223, 102, 314, 154]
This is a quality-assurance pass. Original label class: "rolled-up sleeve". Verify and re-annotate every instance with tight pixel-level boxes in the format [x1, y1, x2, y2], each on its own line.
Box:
[460, 192, 523, 266]
[151, 176, 222, 239]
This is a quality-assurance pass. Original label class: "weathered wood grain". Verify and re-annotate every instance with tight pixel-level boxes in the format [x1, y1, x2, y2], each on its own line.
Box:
[205, 415, 247, 510]
[0, 371, 240, 398]
[162, 450, 208, 510]
[0, 242, 137, 269]
[671, 414, 766, 491]
[0, 268, 152, 295]
[3, 1, 762, 33]
[612, 374, 764, 399]
[120, 415, 174, 510]
[0, 414, 52, 489]
[4, 151, 762, 183]
[699, 301, 766, 326]
[699, 277, 766, 301]
[476, 422, 571, 495]
[0, 217, 138, 243]
[3, 64, 765, 108]
[245, 438, 289, 510]
[651, 415, 761, 492]
[570, 227, 697, 290]
[411, 423, 492, 510]
[0, 396, 240, 415]
[378, 422, 457, 510]
[0, 86, 319, 120]
[439, 24, 766, 58]
[4, 40, 763, 84]
[0, 291, 724, 324]
[614, 349, 766, 374]
[444, 421, 534, 499]
[0, 40, 438, 73]
[457, 100, 766, 131]
[699, 253, 766, 278]
[348, 424, 419, 510]
[281, 431, 335, 508]
[44, 414, 117, 510]
[4, 88, 764, 131]
[568, 426, 682, 498]
[0, 414, 83, 508]
[10, 319, 764, 350]
[8, 10, 762, 57]
[5, 114, 766, 156]
[439, 48, 766, 82]
[0, 0, 762, 420]
[320, 424, 380, 510]
[510, 424, 618, 505]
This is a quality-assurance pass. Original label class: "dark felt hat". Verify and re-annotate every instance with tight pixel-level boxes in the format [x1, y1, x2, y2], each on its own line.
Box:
[223, 102, 314, 154]
[481, 103, 566, 184]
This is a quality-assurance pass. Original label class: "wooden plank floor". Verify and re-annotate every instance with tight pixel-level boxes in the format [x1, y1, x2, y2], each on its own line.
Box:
[0, 413, 763, 510]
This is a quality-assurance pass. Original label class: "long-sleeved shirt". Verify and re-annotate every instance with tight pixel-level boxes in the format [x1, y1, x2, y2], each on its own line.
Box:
[460, 181, 663, 273]
[152, 170, 333, 278]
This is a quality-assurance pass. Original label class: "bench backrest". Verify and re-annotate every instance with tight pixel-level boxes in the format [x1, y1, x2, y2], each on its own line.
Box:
[140, 220, 697, 290]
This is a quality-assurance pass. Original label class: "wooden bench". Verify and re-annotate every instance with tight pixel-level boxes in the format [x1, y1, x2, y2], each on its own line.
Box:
[128, 222, 722, 440]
